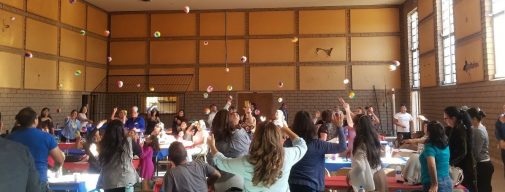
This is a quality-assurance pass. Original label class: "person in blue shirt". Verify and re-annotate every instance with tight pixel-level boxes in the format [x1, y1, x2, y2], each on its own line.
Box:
[419, 121, 451, 192]
[288, 110, 347, 192]
[495, 104, 505, 178]
[62, 110, 81, 142]
[125, 106, 145, 132]
[8, 107, 65, 192]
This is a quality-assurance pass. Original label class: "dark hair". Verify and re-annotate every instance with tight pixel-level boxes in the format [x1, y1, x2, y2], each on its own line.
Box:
[229, 106, 237, 112]
[79, 106, 87, 113]
[352, 114, 382, 169]
[39, 107, 52, 119]
[150, 109, 159, 118]
[292, 111, 317, 141]
[13, 107, 37, 131]
[321, 110, 333, 123]
[210, 104, 217, 108]
[444, 106, 472, 130]
[70, 109, 78, 115]
[212, 109, 233, 142]
[147, 135, 160, 152]
[467, 107, 486, 122]
[168, 141, 187, 165]
[365, 106, 371, 110]
[400, 104, 407, 107]
[426, 121, 449, 149]
[86, 128, 100, 143]
[99, 119, 129, 166]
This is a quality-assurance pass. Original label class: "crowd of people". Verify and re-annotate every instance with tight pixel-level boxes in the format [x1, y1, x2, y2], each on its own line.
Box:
[0, 97, 503, 192]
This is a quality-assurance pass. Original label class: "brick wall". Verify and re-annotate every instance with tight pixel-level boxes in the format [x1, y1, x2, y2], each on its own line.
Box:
[0, 88, 84, 133]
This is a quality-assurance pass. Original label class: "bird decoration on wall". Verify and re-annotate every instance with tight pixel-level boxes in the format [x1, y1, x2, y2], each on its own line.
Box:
[315, 48, 333, 56]
[463, 59, 479, 72]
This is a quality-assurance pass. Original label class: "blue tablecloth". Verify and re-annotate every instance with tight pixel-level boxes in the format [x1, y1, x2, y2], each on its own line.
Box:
[325, 156, 408, 172]
[49, 181, 86, 192]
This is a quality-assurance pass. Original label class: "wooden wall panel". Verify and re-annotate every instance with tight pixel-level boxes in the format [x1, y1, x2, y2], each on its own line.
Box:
[200, 12, 245, 36]
[351, 36, 400, 61]
[60, 28, 85, 60]
[420, 54, 437, 87]
[27, 0, 58, 20]
[249, 11, 294, 35]
[59, 62, 84, 91]
[300, 66, 346, 90]
[110, 41, 147, 65]
[299, 37, 346, 62]
[24, 57, 57, 90]
[350, 8, 399, 33]
[456, 38, 484, 84]
[0, 0, 24, 9]
[150, 40, 196, 65]
[151, 13, 196, 37]
[111, 14, 147, 38]
[199, 40, 245, 64]
[85, 67, 106, 91]
[419, 18, 435, 53]
[108, 69, 145, 75]
[87, 6, 108, 35]
[0, 10, 24, 48]
[199, 67, 244, 91]
[149, 68, 195, 91]
[0, 51, 22, 88]
[249, 39, 295, 63]
[299, 10, 346, 34]
[26, 19, 57, 55]
[61, 0, 86, 28]
[250, 66, 295, 90]
[352, 65, 401, 90]
[86, 37, 107, 64]
[108, 75, 145, 92]
[453, 0, 482, 39]
[418, 0, 434, 20]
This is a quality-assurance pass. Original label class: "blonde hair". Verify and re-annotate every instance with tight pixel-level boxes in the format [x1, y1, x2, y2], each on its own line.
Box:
[334, 110, 344, 127]
[247, 122, 284, 187]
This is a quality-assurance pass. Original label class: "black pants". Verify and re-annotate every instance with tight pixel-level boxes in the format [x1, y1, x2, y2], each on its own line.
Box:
[397, 132, 411, 139]
[105, 187, 125, 192]
[289, 184, 321, 192]
[476, 161, 494, 192]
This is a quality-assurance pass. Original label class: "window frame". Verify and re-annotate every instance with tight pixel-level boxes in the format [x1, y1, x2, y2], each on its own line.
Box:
[408, 9, 420, 89]
[492, 0, 505, 79]
[439, 0, 457, 85]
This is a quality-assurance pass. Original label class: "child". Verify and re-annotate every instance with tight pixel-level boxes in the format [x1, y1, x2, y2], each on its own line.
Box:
[140, 135, 160, 190]
[163, 141, 220, 192]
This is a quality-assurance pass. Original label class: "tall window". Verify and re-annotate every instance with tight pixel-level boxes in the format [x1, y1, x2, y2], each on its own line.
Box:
[493, 0, 505, 78]
[440, 0, 456, 84]
[408, 10, 420, 89]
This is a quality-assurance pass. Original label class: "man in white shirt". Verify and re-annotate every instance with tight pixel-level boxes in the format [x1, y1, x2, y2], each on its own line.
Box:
[393, 104, 414, 139]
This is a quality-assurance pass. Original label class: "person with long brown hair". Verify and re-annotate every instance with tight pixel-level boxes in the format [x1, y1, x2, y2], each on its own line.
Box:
[208, 122, 307, 191]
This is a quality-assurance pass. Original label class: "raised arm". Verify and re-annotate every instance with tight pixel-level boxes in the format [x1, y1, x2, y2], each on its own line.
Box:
[111, 107, 118, 120]
[224, 96, 232, 110]
[208, 135, 245, 175]
[281, 126, 307, 163]
[339, 97, 354, 128]
[323, 127, 347, 154]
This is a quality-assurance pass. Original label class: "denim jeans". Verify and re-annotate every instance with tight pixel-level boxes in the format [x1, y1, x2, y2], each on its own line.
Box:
[422, 176, 452, 192]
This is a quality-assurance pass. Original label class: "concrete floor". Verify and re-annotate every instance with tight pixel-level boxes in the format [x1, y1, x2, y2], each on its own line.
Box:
[491, 158, 504, 191]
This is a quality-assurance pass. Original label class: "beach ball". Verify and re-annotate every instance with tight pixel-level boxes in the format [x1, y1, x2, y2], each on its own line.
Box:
[389, 64, 397, 71]
[204, 107, 210, 115]
[154, 31, 161, 38]
[136, 83, 141, 88]
[74, 70, 82, 76]
[291, 37, 299, 43]
[116, 80, 124, 88]
[184, 6, 190, 14]
[206, 85, 214, 93]
[226, 85, 233, 91]
[348, 91, 356, 99]
[278, 81, 284, 88]
[203, 92, 209, 99]
[107, 57, 112, 62]
[25, 52, 33, 58]
[104, 30, 110, 37]
[240, 56, 247, 63]
[225, 67, 230, 72]
[80, 30, 86, 36]
[343, 79, 350, 85]
[203, 41, 209, 46]
[150, 87, 155, 92]
[10, 16, 15, 21]
[393, 60, 400, 66]
[277, 97, 283, 103]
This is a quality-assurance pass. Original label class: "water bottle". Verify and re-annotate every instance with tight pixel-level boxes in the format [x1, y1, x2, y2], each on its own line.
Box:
[125, 183, 134, 192]
[358, 185, 365, 192]
[395, 165, 403, 183]
[385, 144, 391, 158]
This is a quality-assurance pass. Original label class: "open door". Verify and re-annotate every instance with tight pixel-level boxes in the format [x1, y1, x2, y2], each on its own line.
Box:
[237, 93, 274, 120]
